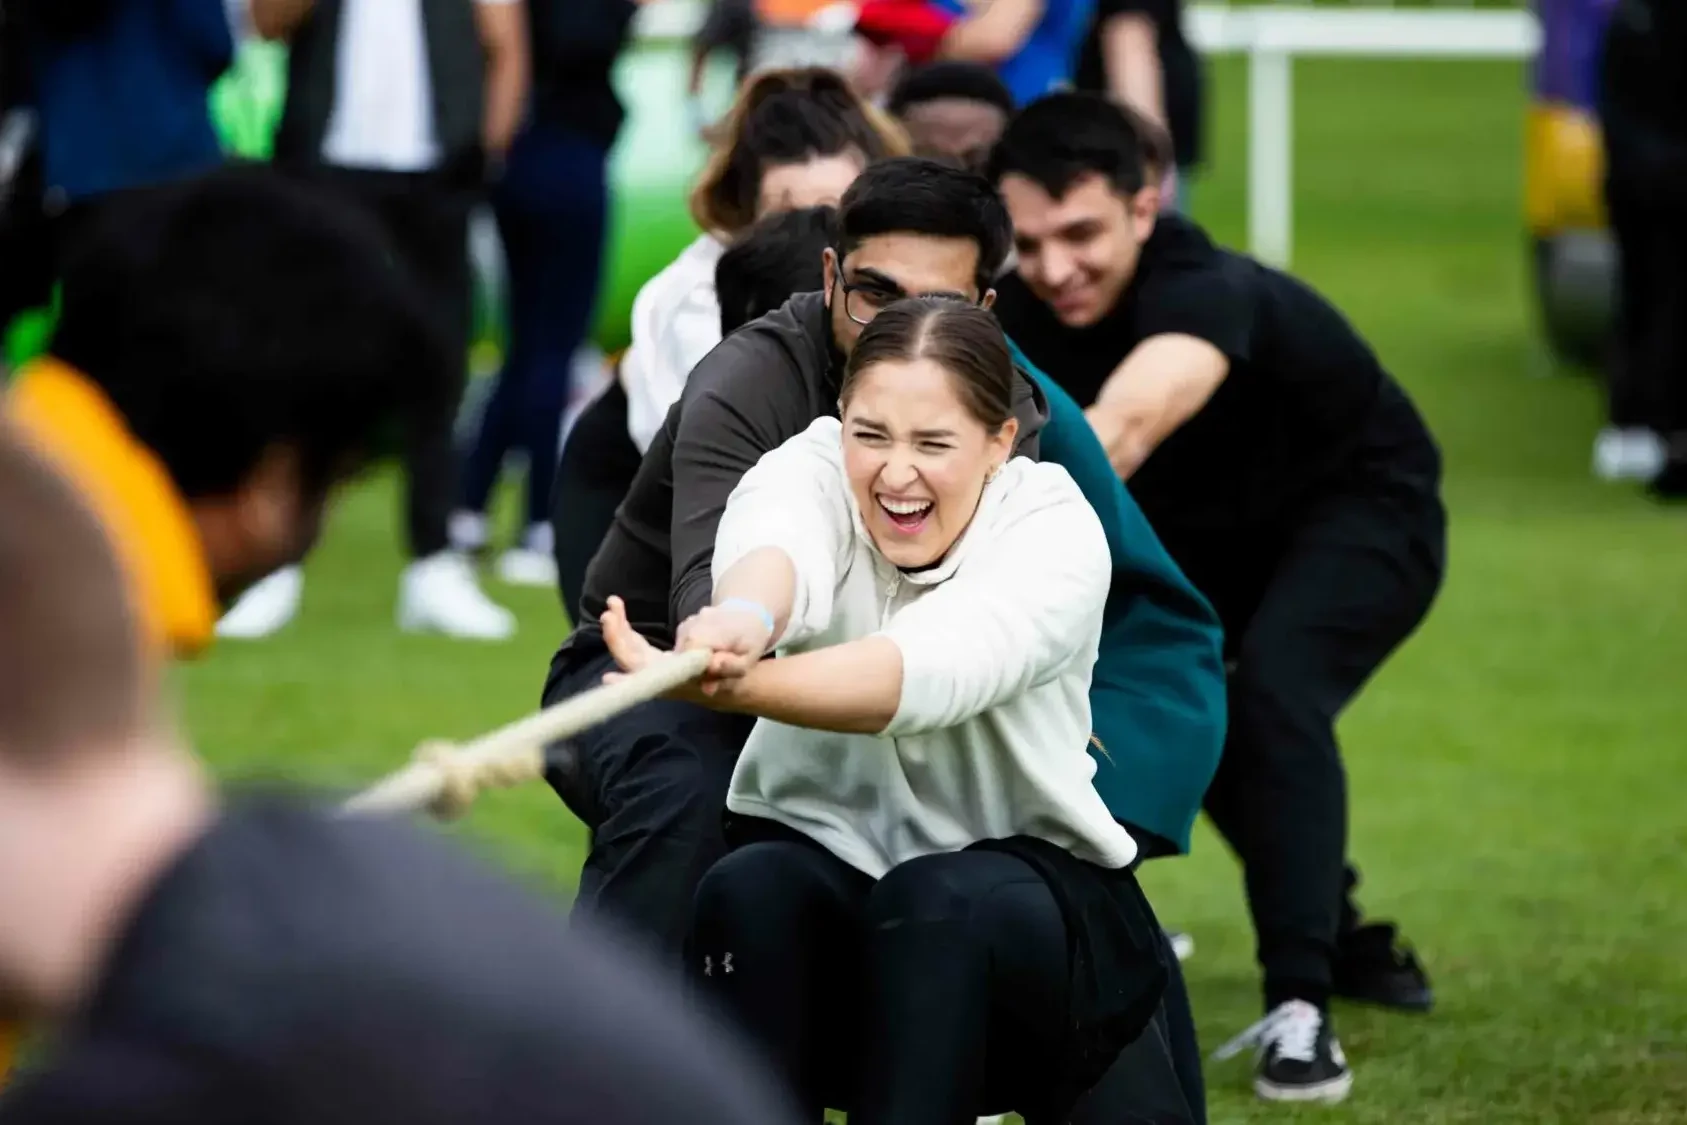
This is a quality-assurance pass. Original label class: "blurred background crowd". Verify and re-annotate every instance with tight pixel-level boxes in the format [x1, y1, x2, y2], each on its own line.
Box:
[2, 0, 1677, 646]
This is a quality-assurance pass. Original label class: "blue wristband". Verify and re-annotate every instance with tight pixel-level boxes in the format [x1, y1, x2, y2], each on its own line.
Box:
[719, 597, 777, 637]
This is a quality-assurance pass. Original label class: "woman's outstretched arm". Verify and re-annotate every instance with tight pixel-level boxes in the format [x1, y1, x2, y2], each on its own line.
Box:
[602, 597, 904, 734]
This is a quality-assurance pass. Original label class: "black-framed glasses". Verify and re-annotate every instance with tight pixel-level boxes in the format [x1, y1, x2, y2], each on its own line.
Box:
[836, 277, 896, 327]
[835, 272, 978, 327]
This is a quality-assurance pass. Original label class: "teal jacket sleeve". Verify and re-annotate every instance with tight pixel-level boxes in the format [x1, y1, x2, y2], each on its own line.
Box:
[1007, 337, 1229, 854]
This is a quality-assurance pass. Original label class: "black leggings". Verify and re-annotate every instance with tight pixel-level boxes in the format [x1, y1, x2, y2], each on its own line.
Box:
[690, 831, 1085, 1124]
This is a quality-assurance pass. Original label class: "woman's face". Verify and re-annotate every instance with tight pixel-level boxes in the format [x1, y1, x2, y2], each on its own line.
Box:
[756, 152, 865, 218]
[840, 357, 1016, 569]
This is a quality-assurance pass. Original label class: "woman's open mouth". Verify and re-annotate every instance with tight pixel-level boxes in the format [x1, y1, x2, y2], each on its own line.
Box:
[878, 495, 934, 535]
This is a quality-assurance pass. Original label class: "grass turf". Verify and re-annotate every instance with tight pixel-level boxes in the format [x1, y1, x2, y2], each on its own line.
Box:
[173, 55, 1687, 1124]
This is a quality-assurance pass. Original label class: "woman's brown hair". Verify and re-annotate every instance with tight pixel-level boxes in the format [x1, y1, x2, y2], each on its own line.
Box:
[689, 67, 911, 237]
[842, 297, 1015, 432]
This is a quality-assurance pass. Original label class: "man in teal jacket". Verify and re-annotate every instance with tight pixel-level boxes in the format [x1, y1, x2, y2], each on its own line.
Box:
[1013, 341, 1226, 855]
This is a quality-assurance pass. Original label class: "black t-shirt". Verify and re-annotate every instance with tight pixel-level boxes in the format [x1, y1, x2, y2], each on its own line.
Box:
[0, 797, 799, 1125]
[529, 0, 638, 147]
[993, 215, 1441, 601]
[1074, 0, 1203, 171]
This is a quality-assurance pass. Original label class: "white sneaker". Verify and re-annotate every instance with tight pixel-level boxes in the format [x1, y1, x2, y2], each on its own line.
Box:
[1592, 426, 1667, 482]
[496, 547, 557, 588]
[216, 565, 304, 639]
[397, 552, 516, 640]
[495, 523, 556, 588]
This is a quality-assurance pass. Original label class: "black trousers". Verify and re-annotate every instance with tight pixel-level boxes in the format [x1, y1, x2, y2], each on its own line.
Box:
[542, 643, 753, 960]
[300, 165, 473, 558]
[690, 828, 1127, 1125]
[550, 381, 642, 623]
[1198, 489, 1445, 1009]
[1607, 183, 1687, 447]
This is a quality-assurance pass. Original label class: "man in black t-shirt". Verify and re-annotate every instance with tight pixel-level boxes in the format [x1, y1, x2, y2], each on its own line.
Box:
[1075, 0, 1201, 209]
[0, 428, 799, 1125]
[988, 94, 1445, 1105]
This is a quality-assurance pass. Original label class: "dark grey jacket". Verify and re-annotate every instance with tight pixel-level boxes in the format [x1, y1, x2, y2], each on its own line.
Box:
[560, 291, 1050, 655]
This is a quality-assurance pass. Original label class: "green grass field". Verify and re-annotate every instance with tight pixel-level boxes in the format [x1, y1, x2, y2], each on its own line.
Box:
[172, 56, 1687, 1124]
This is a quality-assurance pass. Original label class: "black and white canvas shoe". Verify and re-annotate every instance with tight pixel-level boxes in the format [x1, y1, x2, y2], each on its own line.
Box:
[1212, 999, 1354, 1104]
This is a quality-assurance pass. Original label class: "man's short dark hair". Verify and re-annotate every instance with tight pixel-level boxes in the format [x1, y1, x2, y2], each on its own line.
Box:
[0, 424, 143, 764]
[715, 205, 836, 335]
[887, 62, 1015, 119]
[987, 92, 1153, 199]
[836, 156, 1012, 293]
[50, 162, 444, 501]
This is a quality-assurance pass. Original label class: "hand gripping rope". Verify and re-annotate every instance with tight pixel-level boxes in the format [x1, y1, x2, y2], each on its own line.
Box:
[341, 649, 711, 820]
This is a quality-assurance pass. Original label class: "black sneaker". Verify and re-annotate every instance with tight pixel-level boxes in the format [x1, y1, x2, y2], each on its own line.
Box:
[1213, 1000, 1353, 1104]
[1333, 920, 1434, 1012]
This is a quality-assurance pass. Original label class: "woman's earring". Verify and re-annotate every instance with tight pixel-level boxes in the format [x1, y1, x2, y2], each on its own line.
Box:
[987, 463, 1002, 483]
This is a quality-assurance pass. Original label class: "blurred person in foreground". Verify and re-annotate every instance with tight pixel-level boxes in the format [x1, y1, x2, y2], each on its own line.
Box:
[0, 162, 448, 1088]
[222, 0, 530, 641]
[452, 0, 641, 591]
[1596, 0, 1687, 498]
[886, 60, 1016, 171]
[0, 426, 802, 1125]
[1074, 0, 1202, 212]
[989, 94, 1445, 1104]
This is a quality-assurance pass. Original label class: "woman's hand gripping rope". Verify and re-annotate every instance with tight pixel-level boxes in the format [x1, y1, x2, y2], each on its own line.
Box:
[599, 595, 772, 704]
[341, 645, 713, 819]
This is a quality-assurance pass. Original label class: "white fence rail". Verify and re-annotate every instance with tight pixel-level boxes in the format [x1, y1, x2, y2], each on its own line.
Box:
[633, 2, 1540, 268]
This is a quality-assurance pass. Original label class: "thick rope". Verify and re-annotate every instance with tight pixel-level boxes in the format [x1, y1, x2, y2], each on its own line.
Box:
[341, 648, 712, 820]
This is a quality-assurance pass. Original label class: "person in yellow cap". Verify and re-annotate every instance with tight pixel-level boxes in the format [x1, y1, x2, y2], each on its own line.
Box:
[0, 161, 448, 1082]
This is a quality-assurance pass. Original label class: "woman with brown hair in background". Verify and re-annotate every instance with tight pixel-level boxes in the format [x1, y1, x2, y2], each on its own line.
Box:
[621, 66, 908, 456]
[552, 66, 908, 619]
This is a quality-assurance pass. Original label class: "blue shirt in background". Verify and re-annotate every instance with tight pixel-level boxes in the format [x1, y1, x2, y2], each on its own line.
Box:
[934, 0, 1097, 104]
[30, 0, 235, 203]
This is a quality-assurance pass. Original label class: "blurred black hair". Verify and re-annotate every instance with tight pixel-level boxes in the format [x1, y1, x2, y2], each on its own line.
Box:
[715, 205, 836, 335]
[987, 92, 1158, 198]
[835, 156, 1012, 294]
[50, 161, 445, 500]
[887, 61, 1016, 119]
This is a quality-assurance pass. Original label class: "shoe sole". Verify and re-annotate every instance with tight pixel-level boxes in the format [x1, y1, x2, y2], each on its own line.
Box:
[1255, 1070, 1353, 1104]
